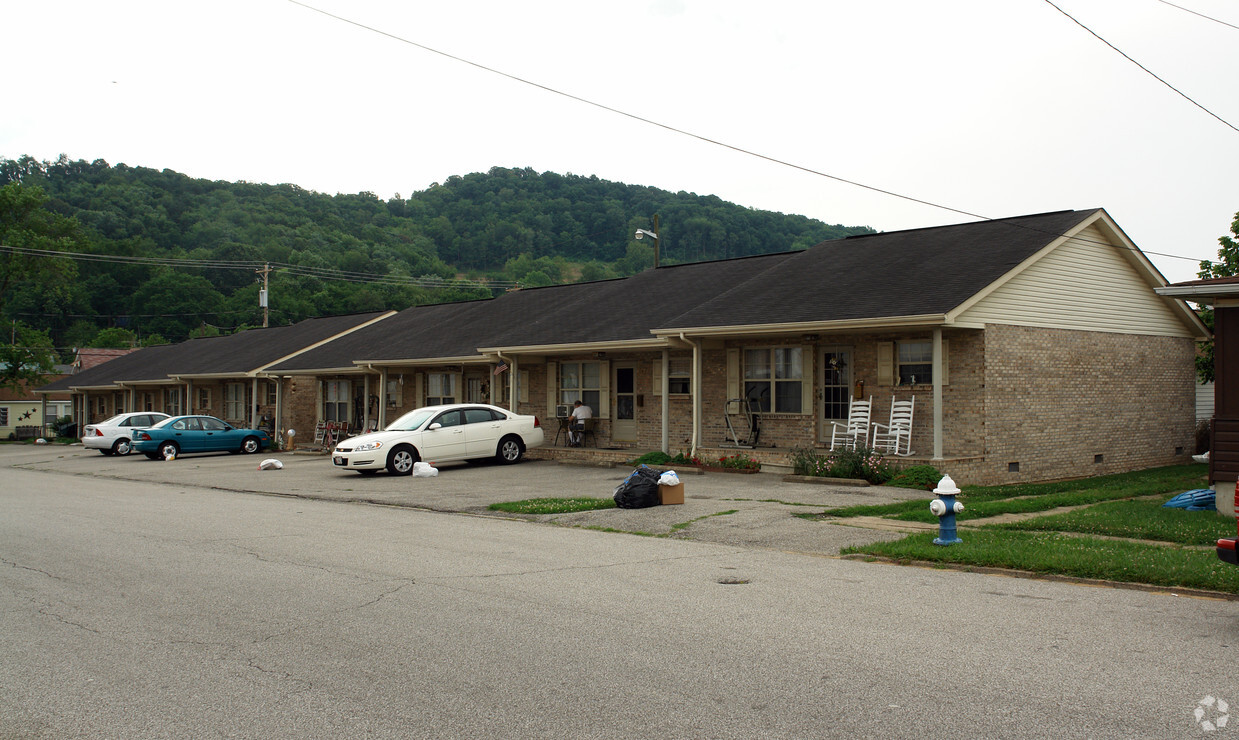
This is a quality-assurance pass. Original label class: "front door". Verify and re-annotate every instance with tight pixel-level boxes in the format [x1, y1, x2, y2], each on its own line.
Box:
[819, 348, 852, 443]
[612, 364, 636, 443]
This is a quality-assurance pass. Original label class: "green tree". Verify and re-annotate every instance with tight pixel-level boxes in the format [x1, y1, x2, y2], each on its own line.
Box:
[0, 183, 85, 321]
[0, 322, 57, 393]
[1195, 211, 1239, 383]
[89, 327, 138, 348]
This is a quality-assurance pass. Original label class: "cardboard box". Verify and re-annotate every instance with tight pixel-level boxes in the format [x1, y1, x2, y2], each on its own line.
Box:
[658, 482, 685, 505]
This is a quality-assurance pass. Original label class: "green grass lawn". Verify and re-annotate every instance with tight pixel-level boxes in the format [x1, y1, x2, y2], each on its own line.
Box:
[989, 497, 1235, 546]
[843, 530, 1239, 594]
[835, 464, 1239, 595]
[488, 497, 617, 515]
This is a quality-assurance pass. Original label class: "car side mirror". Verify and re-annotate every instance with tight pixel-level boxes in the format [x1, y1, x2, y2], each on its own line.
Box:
[428, 423, 442, 431]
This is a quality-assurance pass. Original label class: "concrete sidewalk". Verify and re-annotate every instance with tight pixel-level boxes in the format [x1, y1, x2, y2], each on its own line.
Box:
[5, 444, 934, 556]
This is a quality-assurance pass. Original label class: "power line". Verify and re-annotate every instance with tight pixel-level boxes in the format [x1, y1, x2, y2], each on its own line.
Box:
[1154, 0, 1239, 31]
[283, 1, 1221, 270]
[1044, 0, 1238, 133]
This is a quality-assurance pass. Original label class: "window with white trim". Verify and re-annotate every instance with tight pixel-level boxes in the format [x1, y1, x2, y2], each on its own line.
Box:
[426, 373, 457, 405]
[744, 347, 803, 413]
[198, 388, 212, 410]
[898, 341, 933, 385]
[668, 358, 691, 395]
[559, 362, 600, 412]
[0, 407, 8, 426]
[324, 380, 349, 422]
[225, 383, 245, 421]
[265, 381, 278, 407]
[165, 387, 183, 416]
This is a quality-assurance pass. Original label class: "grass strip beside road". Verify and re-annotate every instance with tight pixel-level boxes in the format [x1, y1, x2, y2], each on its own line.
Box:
[843, 530, 1239, 594]
[826, 464, 1209, 523]
[988, 498, 1235, 546]
[489, 497, 616, 515]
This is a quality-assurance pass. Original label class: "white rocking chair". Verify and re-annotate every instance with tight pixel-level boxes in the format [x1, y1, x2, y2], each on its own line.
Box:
[829, 396, 872, 451]
[872, 396, 915, 456]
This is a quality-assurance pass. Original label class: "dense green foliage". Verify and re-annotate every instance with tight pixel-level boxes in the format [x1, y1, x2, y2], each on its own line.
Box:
[0, 155, 873, 356]
[1193, 209, 1239, 383]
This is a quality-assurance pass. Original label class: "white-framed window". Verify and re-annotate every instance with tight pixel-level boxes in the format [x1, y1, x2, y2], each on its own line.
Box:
[324, 380, 349, 422]
[165, 387, 183, 416]
[426, 373, 457, 405]
[559, 362, 600, 412]
[0, 407, 8, 426]
[95, 396, 107, 416]
[386, 375, 403, 408]
[225, 383, 245, 420]
[668, 358, 691, 395]
[898, 341, 933, 385]
[265, 381, 278, 407]
[198, 388, 212, 410]
[744, 347, 803, 413]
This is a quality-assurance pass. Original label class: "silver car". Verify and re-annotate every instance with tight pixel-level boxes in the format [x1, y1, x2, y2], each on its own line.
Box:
[82, 412, 171, 456]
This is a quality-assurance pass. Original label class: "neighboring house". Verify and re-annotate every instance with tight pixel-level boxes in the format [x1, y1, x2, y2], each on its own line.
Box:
[36, 313, 393, 437]
[1, 374, 70, 439]
[35, 209, 1205, 485]
[267, 208, 1204, 485]
[1156, 276, 1239, 519]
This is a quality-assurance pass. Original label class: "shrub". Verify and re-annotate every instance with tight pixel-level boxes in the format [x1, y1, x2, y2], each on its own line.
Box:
[631, 450, 672, 466]
[789, 446, 891, 484]
[714, 454, 760, 471]
[887, 464, 943, 490]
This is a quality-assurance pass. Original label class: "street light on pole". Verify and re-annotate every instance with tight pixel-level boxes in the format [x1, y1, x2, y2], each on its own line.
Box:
[634, 214, 660, 269]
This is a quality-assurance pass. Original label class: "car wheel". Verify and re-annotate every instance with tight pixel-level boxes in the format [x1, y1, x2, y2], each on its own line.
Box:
[158, 441, 179, 460]
[386, 445, 418, 476]
[241, 436, 260, 454]
[496, 435, 524, 464]
[113, 438, 132, 456]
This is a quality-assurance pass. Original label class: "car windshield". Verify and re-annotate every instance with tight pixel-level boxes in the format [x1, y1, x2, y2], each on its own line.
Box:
[149, 417, 177, 429]
[386, 409, 435, 431]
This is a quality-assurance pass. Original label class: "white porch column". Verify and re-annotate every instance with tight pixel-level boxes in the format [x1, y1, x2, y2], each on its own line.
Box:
[251, 377, 259, 428]
[690, 340, 701, 457]
[933, 327, 944, 460]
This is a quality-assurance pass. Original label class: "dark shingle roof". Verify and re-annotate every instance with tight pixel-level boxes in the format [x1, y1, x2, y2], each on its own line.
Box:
[662, 209, 1100, 329]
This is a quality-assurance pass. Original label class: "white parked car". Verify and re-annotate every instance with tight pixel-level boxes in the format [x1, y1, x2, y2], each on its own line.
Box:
[332, 404, 545, 475]
[82, 412, 172, 456]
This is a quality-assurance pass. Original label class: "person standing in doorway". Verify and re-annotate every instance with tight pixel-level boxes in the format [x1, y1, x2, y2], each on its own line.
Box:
[569, 400, 592, 446]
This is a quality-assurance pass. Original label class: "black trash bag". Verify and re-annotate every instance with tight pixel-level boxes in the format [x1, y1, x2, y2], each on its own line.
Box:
[613, 465, 662, 509]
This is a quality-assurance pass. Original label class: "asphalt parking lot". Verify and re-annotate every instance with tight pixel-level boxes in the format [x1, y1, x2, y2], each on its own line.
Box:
[5, 444, 933, 556]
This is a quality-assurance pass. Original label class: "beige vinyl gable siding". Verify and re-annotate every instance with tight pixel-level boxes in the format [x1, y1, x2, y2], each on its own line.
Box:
[953, 225, 1192, 337]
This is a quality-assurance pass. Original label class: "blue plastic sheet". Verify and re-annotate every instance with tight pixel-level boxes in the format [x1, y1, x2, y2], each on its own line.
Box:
[1162, 489, 1216, 511]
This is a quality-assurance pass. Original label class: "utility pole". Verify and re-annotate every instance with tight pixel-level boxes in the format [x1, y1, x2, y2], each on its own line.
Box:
[256, 263, 270, 328]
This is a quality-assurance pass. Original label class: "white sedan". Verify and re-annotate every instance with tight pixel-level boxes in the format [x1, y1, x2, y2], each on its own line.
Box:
[82, 412, 172, 456]
[331, 404, 545, 475]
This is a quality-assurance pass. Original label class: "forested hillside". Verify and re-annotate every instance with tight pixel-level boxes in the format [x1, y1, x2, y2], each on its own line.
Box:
[0, 154, 873, 355]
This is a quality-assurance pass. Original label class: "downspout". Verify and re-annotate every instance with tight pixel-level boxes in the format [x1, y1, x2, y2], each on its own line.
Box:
[679, 333, 700, 457]
[661, 348, 669, 454]
[933, 327, 943, 460]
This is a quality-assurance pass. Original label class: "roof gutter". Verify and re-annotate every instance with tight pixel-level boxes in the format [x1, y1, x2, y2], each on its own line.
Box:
[653, 314, 949, 339]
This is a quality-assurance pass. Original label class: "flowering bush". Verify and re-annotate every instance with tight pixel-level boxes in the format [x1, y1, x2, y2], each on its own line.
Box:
[669, 451, 702, 466]
[790, 446, 891, 484]
[713, 454, 761, 471]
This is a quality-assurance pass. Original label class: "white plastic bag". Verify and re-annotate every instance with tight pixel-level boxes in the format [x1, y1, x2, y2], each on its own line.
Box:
[658, 470, 680, 486]
[412, 461, 439, 477]
[258, 458, 284, 470]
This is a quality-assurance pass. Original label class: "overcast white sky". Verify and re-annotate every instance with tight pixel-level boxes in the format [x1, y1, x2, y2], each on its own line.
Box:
[5, 0, 1237, 284]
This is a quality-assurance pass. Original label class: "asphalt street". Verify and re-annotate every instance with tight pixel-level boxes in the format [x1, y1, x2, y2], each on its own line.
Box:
[3, 445, 1238, 738]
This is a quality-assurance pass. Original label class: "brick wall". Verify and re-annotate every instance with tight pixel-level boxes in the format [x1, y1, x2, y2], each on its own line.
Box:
[961, 324, 1196, 485]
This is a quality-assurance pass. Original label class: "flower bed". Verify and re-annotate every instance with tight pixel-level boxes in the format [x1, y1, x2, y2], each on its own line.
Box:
[789, 446, 892, 485]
